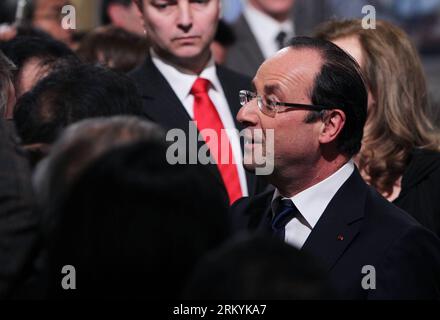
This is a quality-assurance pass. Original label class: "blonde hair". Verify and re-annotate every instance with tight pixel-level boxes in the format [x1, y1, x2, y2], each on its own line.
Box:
[315, 19, 440, 196]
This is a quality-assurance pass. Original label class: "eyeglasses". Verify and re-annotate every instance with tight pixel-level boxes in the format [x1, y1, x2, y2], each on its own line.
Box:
[239, 90, 333, 117]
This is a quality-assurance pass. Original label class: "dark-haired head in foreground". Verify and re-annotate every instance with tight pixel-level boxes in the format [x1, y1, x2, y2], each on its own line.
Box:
[34, 116, 164, 235]
[0, 35, 78, 97]
[185, 234, 332, 299]
[47, 139, 230, 299]
[14, 63, 144, 155]
[77, 25, 148, 73]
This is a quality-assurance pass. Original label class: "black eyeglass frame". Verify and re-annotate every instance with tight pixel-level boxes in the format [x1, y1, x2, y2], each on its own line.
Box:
[239, 90, 334, 117]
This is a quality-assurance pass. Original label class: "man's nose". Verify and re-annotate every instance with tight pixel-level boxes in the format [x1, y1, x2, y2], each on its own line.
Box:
[237, 100, 259, 127]
[177, 1, 193, 33]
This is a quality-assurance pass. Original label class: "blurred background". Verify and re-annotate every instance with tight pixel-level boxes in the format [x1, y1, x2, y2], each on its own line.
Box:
[2, 0, 439, 114]
[65, 0, 440, 111]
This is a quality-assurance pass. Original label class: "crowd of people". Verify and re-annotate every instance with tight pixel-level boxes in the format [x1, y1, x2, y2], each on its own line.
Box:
[0, 0, 440, 299]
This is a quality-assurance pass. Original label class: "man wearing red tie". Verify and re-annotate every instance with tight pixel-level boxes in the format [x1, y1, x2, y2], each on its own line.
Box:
[130, 0, 266, 204]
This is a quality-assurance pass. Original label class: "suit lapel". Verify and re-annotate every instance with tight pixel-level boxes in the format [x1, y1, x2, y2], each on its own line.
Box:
[131, 57, 192, 131]
[245, 189, 274, 233]
[301, 169, 367, 272]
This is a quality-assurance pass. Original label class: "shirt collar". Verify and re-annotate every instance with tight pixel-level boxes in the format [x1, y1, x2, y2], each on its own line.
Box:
[271, 160, 355, 229]
[150, 49, 220, 101]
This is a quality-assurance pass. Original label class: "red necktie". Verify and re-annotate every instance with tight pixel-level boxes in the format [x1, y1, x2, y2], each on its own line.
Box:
[191, 78, 243, 204]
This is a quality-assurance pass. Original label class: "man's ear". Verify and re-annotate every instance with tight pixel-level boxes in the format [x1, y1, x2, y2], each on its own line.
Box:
[133, 0, 143, 17]
[133, 1, 147, 34]
[318, 109, 346, 144]
[107, 4, 127, 27]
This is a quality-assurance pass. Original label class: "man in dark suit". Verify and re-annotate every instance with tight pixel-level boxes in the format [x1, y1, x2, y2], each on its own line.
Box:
[232, 36, 440, 299]
[226, 0, 296, 78]
[130, 0, 264, 203]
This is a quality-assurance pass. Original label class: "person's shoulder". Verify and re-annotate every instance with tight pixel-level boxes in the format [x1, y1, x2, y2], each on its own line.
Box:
[408, 148, 440, 174]
[363, 185, 434, 241]
[401, 148, 440, 190]
[367, 212, 440, 299]
[127, 57, 153, 82]
[363, 186, 440, 273]
[426, 150, 440, 187]
[418, 149, 440, 177]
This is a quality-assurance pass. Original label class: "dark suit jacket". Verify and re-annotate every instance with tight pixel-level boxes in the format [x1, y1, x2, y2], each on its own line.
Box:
[0, 120, 39, 298]
[128, 57, 266, 198]
[393, 149, 440, 238]
[231, 168, 440, 299]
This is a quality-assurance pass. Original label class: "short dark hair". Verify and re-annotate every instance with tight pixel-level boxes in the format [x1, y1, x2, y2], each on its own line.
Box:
[47, 140, 230, 298]
[0, 35, 76, 71]
[288, 36, 368, 157]
[184, 234, 333, 299]
[77, 26, 148, 73]
[101, 0, 133, 25]
[0, 35, 79, 95]
[14, 64, 145, 145]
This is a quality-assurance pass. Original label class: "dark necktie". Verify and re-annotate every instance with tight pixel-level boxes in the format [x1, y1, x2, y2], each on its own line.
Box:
[272, 198, 299, 240]
[275, 30, 287, 50]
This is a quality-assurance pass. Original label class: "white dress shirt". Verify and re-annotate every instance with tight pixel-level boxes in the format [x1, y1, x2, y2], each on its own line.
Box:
[271, 160, 355, 249]
[243, 3, 295, 59]
[150, 50, 249, 196]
